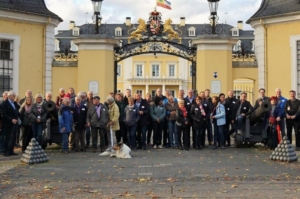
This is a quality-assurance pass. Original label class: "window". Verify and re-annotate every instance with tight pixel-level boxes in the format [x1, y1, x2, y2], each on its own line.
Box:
[169, 64, 175, 77]
[151, 90, 156, 97]
[73, 30, 79, 36]
[136, 64, 143, 77]
[136, 90, 143, 97]
[70, 40, 78, 51]
[115, 30, 122, 36]
[170, 90, 175, 97]
[152, 64, 160, 77]
[117, 64, 121, 77]
[232, 29, 239, 36]
[189, 30, 195, 36]
[0, 40, 13, 94]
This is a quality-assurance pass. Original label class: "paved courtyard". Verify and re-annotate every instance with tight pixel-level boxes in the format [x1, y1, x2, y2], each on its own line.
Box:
[0, 143, 299, 198]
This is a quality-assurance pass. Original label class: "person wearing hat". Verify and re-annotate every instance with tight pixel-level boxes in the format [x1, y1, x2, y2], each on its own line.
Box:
[86, 96, 109, 153]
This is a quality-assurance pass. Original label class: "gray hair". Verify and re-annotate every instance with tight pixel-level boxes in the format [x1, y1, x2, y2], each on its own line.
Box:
[7, 90, 16, 97]
[75, 96, 82, 101]
[178, 99, 185, 104]
[46, 92, 52, 96]
[62, 97, 70, 103]
[35, 93, 43, 100]
[2, 91, 8, 97]
[59, 88, 65, 92]
[106, 96, 115, 104]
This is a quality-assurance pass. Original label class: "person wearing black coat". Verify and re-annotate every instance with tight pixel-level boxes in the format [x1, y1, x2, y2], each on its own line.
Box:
[203, 89, 213, 146]
[224, 91, 237, 146]
[184, 89, 196, 148]
[176, 100, 189, 150]
[232, 92, 254, 133]
[134, 93, 149, 150]
[1, 91, 20, 157]
[190, 96, 206, 149]
[72, 96, 87, 151]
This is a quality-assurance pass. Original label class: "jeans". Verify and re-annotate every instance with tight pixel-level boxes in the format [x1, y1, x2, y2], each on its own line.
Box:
[137, 125, 148, 147]
[153, 121, 163, 146]
[61, 132, 70, 152]
[32, 123, 43, 145]
[126, 125, 137, 149]
[236, 115, 245, 130]
[168, 120, 177, 147]
[213, 122, 225, 146]
[194, 127, 203, 148]
[86, 126, 91, 146]
[177, 125, 188, 148]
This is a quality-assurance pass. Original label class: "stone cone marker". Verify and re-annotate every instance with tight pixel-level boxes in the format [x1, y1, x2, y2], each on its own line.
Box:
[21, 138, 49, 164]
[270, 136, 298, 162]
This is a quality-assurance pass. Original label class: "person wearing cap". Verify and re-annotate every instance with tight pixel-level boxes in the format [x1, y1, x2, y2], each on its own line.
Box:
[284, 90, 300, 151]
[29, 94, 47, 145]
[86, 96, 109, 153]
[266, 96, 281, 149]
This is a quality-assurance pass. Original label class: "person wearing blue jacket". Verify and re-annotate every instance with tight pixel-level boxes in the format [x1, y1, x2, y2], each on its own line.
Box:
[275, 88, 287, 138]
[58, 98, 73, 154]
[211, 96, 226, 149]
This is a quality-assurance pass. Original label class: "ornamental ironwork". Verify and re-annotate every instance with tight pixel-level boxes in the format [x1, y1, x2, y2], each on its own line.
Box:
[127, 9, 183, 44]
[54, 46, 78, 61]
[232, 44, 255, 61]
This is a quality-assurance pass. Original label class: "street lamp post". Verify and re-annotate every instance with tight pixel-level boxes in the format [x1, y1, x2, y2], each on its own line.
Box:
[91, 0, 103, 34]
[207, 0, 220, 34]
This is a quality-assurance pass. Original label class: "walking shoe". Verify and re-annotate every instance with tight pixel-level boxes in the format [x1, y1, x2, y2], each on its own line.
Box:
[158, 145, 163, 149]
[209, 142, 213, 146]
[153, 145, 157, 149]
[142, 145, 146, 150]
[221, 146, 225, 149]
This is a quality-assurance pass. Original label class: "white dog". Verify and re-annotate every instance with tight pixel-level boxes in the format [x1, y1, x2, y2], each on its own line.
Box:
[99, 142, 132, 158]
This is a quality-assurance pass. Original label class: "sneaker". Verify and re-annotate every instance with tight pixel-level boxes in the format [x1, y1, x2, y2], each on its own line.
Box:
[153, 145, 157, 149]
[158, 145, 163, 149]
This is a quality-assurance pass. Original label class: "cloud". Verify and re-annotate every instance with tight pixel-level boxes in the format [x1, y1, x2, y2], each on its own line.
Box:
[45, 0, 262, 31]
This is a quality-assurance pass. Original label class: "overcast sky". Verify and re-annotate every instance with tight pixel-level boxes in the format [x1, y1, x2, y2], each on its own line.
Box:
[45, 0, 262, 31]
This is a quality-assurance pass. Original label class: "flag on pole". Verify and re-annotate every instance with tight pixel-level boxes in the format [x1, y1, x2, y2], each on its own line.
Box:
[156, 0, 172, 10]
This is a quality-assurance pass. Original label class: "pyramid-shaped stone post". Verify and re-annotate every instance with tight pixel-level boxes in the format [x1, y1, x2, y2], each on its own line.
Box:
[270, 136, 298, 162]
[21, 138, 49, 164]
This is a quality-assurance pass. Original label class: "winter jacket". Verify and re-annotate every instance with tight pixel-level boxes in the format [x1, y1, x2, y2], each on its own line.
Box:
[284, 99, 300, 121]
[184, 97, 196, 114]
[71, 104, 87, 130]
[86, 103, 109, 128]
[116, 100, 125, 123]
[212, 103, 226, 126]
[225, 97, 237, 122]
[29, 103, 47, 123]
[108, 102, 120, 131]
[150, 105, 166, 122]
[19, 105, 31, 126]
[123, 105, 140, 126]
[277, 96, 287, 118]
[190, 104, 206, 128]
[58, 105, 73, 133]
[165, 102, 178, 121]
[134, 99, 149, 126]
[232, 100, 254, 120]
[176, 107, 189, 127]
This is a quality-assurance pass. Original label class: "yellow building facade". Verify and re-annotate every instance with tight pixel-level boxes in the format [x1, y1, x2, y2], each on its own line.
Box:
[0, 0, 62, 98]
[247, 0, 300, 98]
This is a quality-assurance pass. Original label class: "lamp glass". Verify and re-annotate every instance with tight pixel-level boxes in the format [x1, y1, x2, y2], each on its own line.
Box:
[92, 0, 102, 14]
[208, 0, 219, 15]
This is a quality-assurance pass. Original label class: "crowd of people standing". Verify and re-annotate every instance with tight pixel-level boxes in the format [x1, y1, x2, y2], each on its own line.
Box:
[0, 87, 300, 157]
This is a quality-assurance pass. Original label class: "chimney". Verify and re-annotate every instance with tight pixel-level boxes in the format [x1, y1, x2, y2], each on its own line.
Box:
[237, 21, 243, 30]
[69, 21, 75, 30]
[126, 17, 131, 26]
[180, 17, 185, 26]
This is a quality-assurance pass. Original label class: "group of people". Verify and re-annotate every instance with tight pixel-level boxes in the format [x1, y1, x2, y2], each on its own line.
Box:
[0, 87, 300, 157]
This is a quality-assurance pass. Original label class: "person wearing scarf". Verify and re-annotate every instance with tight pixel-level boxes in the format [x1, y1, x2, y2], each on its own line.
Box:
[29, 94, 47, 146]
[176, 100, 189, 150]
[190, 96, 206, 149]
[58, 98, 73, 154]
[19, 96, 34, 152]
[211, 96, 226, 149]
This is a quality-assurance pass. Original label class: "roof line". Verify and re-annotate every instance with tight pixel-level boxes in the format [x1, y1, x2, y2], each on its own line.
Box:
[246, 0, 269, 24]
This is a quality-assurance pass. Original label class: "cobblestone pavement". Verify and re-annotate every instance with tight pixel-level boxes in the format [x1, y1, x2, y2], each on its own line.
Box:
[0, 145, 299, 198]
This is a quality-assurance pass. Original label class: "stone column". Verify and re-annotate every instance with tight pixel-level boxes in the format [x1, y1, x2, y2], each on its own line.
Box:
[146, 84, 149, 94]
[162, 85, 166, 93]
[74, 35, 119, 100]
[193, 35, 237, 95]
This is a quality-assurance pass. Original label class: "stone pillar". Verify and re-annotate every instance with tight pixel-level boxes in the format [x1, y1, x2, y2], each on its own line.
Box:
[146, 84, 149, 94]
[74, 35, 119, 101]
[162, 85, 166, 93]
[193, 35, 237, 95]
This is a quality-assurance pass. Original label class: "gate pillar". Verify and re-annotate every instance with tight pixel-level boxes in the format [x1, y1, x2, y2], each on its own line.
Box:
[193, 35, 237, 95]
[74, 35, 119, 100]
